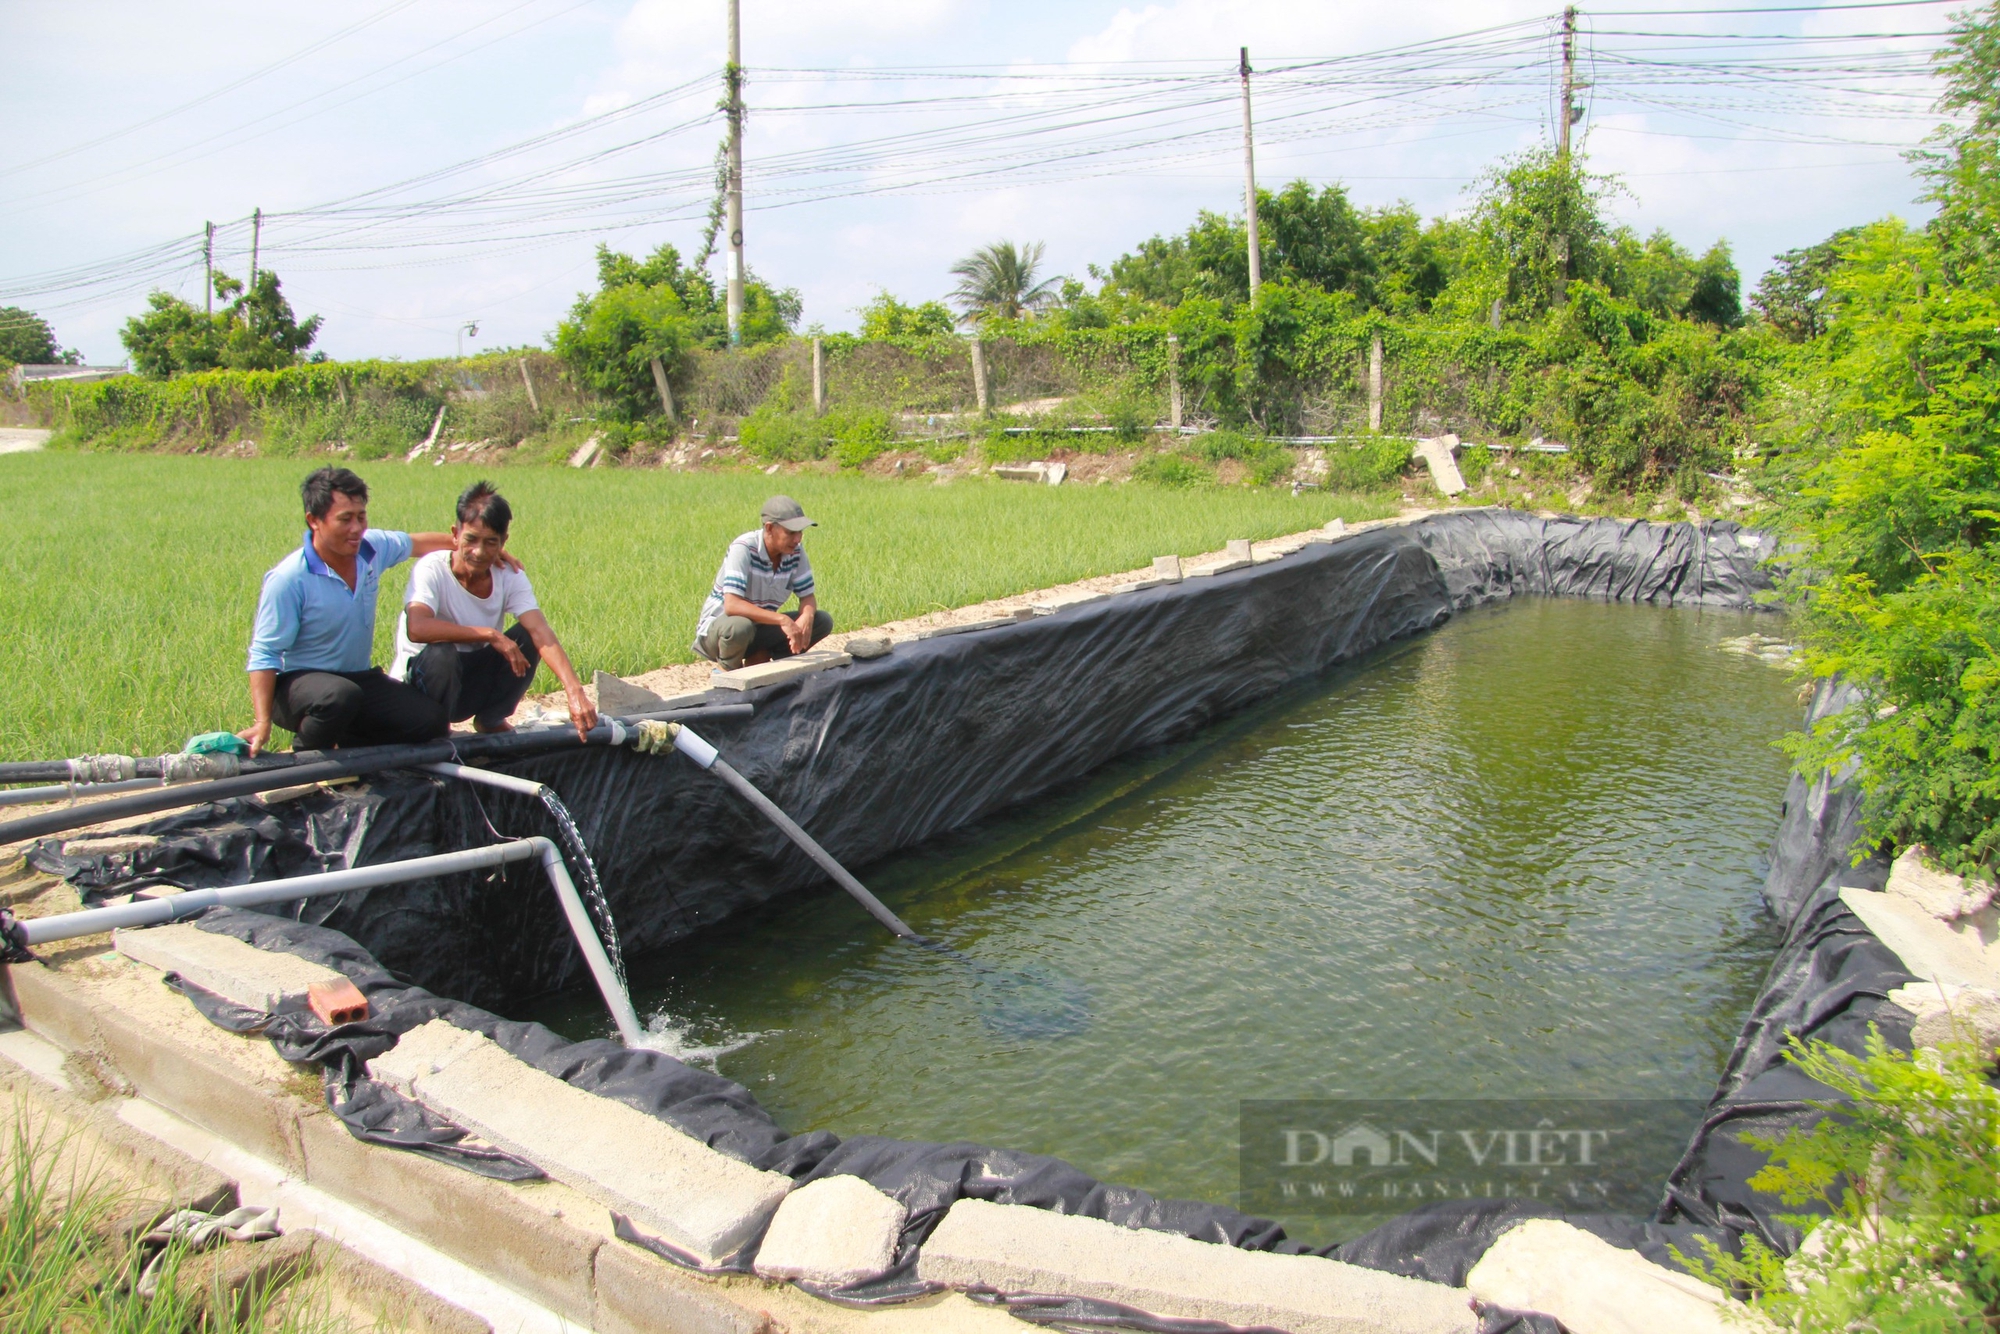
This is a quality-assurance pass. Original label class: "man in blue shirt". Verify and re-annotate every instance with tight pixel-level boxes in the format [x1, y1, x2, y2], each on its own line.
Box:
[237, 467, 459, 755]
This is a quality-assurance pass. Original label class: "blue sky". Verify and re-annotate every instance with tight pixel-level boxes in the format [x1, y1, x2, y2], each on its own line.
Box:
[1, 0, 1951, 363]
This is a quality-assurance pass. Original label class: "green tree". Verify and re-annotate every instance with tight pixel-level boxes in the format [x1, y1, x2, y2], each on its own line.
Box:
[949, 241, 1059, 324]
[0, 307, 70, 366]
[120, 270, 321, 377]
[857, 291, 956, 339]
[1752, 228, 1861, 341]
[1452, 148, 1620, 318]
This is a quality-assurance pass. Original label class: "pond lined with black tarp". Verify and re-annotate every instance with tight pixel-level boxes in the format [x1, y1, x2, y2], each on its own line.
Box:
[523, 596, 1799, 1244]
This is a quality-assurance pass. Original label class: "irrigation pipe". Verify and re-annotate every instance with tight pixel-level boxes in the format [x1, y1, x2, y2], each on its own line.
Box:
[0, 704, 756, 847]
[0, 836, 645, 1048]
[656, 724, 924, 942]
[0, 777, 165, 808]
[0, 702, 756, 786]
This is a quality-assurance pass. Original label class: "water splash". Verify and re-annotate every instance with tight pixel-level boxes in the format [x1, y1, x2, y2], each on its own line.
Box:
[537, 789, 628, 993]
[634, 1008, 766, 1066]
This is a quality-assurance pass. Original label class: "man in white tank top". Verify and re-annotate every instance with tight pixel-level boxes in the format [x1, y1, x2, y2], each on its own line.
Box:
[393, 481, 597, 739]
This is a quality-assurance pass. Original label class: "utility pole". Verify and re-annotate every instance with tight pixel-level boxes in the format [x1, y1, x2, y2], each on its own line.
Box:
[1557, 7, 1580, 162]
[1240, 47, 1261, 305]
[725, 0, 745, 345]
[249, 207, 263, 289]
[203, 222, 214, 315]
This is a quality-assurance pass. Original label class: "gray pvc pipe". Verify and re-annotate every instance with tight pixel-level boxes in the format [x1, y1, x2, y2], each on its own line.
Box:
[17, 840, 545, 944]
[0, 778, 165, 808]
[669, 725, 924, 942]
[13, 835, 646, 1048]
[419, 762, 546, 798]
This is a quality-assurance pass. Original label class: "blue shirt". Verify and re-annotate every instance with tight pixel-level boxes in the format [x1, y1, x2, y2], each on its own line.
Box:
[246, 529, 414, 674]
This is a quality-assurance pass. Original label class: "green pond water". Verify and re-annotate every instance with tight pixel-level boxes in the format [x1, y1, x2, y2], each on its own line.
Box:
[522, 598, 1800, 1240]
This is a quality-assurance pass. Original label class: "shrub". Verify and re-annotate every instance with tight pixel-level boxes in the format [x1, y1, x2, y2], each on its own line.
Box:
[739, 405, 899, 468]
[1193, 430, 1292, 485]
[1131, 451, 1212, 487]
[1675, 1028, 2000, 1331]
[828, 407, 897, 468]
[1322, 436, 1411, 490]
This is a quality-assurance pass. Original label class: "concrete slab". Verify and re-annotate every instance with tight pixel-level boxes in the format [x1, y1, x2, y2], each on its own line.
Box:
[1414, 437, 1467, 497]
[1185, 557, 1252, 578]
[1841, 887, 2000, 990]
[1151, 555, 1183, 583]
[593, 671, 669, 716]
[1113, 577, 1168, 594]
[0, 1023, 74, 1091]
[1887, 845, 1996, 920]
[1327, 518, 1348, 537]
[917, 1198, 1474, 1334]
[915, 611, 1033, 640]
[1465, 1219, 1733, 1334]
[370, 1019, 791, 1267]
[708, 650, 852, 692]
[1225, 539, 1253, 559]
[754, 1174, 906, 1288]
[1031, 590, 1108, 615]
[115, 923, 345, 1016]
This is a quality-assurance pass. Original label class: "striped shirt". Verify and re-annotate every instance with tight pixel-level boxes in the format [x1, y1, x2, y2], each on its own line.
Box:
[693, 529, 816, 649]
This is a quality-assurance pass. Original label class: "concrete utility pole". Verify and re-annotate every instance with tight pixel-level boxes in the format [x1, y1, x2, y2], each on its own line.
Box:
[969, 337, 990, 414]
[1557, 6, 1580, 162]
[1167, 333, 1184, 431]
[725, 0, 745, 345]
[203, 222, 214, 315]
[249, 207, 262, 289]
[1240, 47, 1262, 305]
[811, 336, 824, 414]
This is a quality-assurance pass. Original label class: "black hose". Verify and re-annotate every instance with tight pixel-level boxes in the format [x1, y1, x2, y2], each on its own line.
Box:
[0, 703, 754, 845]
[0, 702, 754, 785]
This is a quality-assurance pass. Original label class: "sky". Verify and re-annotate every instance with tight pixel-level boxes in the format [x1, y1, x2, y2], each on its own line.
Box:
[0, 0, 1958, 364]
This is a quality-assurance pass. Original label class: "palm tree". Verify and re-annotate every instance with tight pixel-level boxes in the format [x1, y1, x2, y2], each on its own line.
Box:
[948, 241, 1060, 325]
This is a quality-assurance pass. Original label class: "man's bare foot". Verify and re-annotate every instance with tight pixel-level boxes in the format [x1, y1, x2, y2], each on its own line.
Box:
[743, 651, 774, 667]
[472, 719, 515, 734]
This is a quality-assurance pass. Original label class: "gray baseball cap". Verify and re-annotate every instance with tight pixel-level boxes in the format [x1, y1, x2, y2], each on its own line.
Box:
[760, 495, 816, 531]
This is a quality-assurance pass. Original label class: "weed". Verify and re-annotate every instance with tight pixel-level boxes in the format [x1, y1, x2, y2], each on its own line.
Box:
[1131, 452, 1212, 487]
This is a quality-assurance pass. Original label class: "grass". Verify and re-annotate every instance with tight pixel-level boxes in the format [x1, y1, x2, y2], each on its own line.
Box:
[1, 452, 1397, 761]
[0, 1117, 335, 1332]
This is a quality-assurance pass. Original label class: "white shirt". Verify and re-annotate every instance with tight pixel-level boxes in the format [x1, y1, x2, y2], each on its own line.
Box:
[390, 550, 540, 679]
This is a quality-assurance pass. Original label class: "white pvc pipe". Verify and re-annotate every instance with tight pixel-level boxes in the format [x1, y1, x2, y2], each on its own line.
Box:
[534, 841, 645, 1047]
[420, 762, 547, 798]
[18, 840, 546, 944]
[13, 834, 646, 1048]
[0, 777, 164, 808]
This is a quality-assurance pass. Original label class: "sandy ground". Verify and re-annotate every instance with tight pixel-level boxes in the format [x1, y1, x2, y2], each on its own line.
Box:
[0, 427, 51, 454]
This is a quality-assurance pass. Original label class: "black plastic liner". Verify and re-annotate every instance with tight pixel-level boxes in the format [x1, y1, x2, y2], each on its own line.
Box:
[35, 510, 1776, 1011]
[49, 509, 1895, 1324]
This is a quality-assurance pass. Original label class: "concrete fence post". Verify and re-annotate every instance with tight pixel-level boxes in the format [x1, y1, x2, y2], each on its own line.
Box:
[811, 336, 824, 415]
[1167, 333, 1183, 430]
[650, 357, 676, 421]
[1367, 335, 1384, 433]
[518, 357, 541, 413]
[969, 337, 990, 414]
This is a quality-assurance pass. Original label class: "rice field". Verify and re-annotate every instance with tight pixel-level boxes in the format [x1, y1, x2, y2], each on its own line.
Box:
[0, 452, 1397, 761]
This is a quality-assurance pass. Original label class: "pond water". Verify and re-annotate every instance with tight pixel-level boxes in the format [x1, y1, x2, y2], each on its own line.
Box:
[522, 599, 1800, 1241]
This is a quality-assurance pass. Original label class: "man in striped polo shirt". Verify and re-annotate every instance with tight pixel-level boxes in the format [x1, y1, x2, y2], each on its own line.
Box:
[692, 495, 834, 669]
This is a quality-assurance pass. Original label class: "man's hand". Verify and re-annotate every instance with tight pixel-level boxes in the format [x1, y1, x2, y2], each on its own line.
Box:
[236, 718, 271, 758]
[566, 685, 599, 742]
[492, 628, 531, 676]
[782, 614, 811, 654]
[498, 548, 525, 573]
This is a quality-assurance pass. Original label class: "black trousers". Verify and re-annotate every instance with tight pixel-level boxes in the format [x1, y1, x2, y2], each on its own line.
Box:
[407, 623, 542, 727]
[273, 668, 448, 751]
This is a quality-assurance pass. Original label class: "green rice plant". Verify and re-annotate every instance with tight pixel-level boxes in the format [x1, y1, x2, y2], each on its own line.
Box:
[0, 453, 1396, 760]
